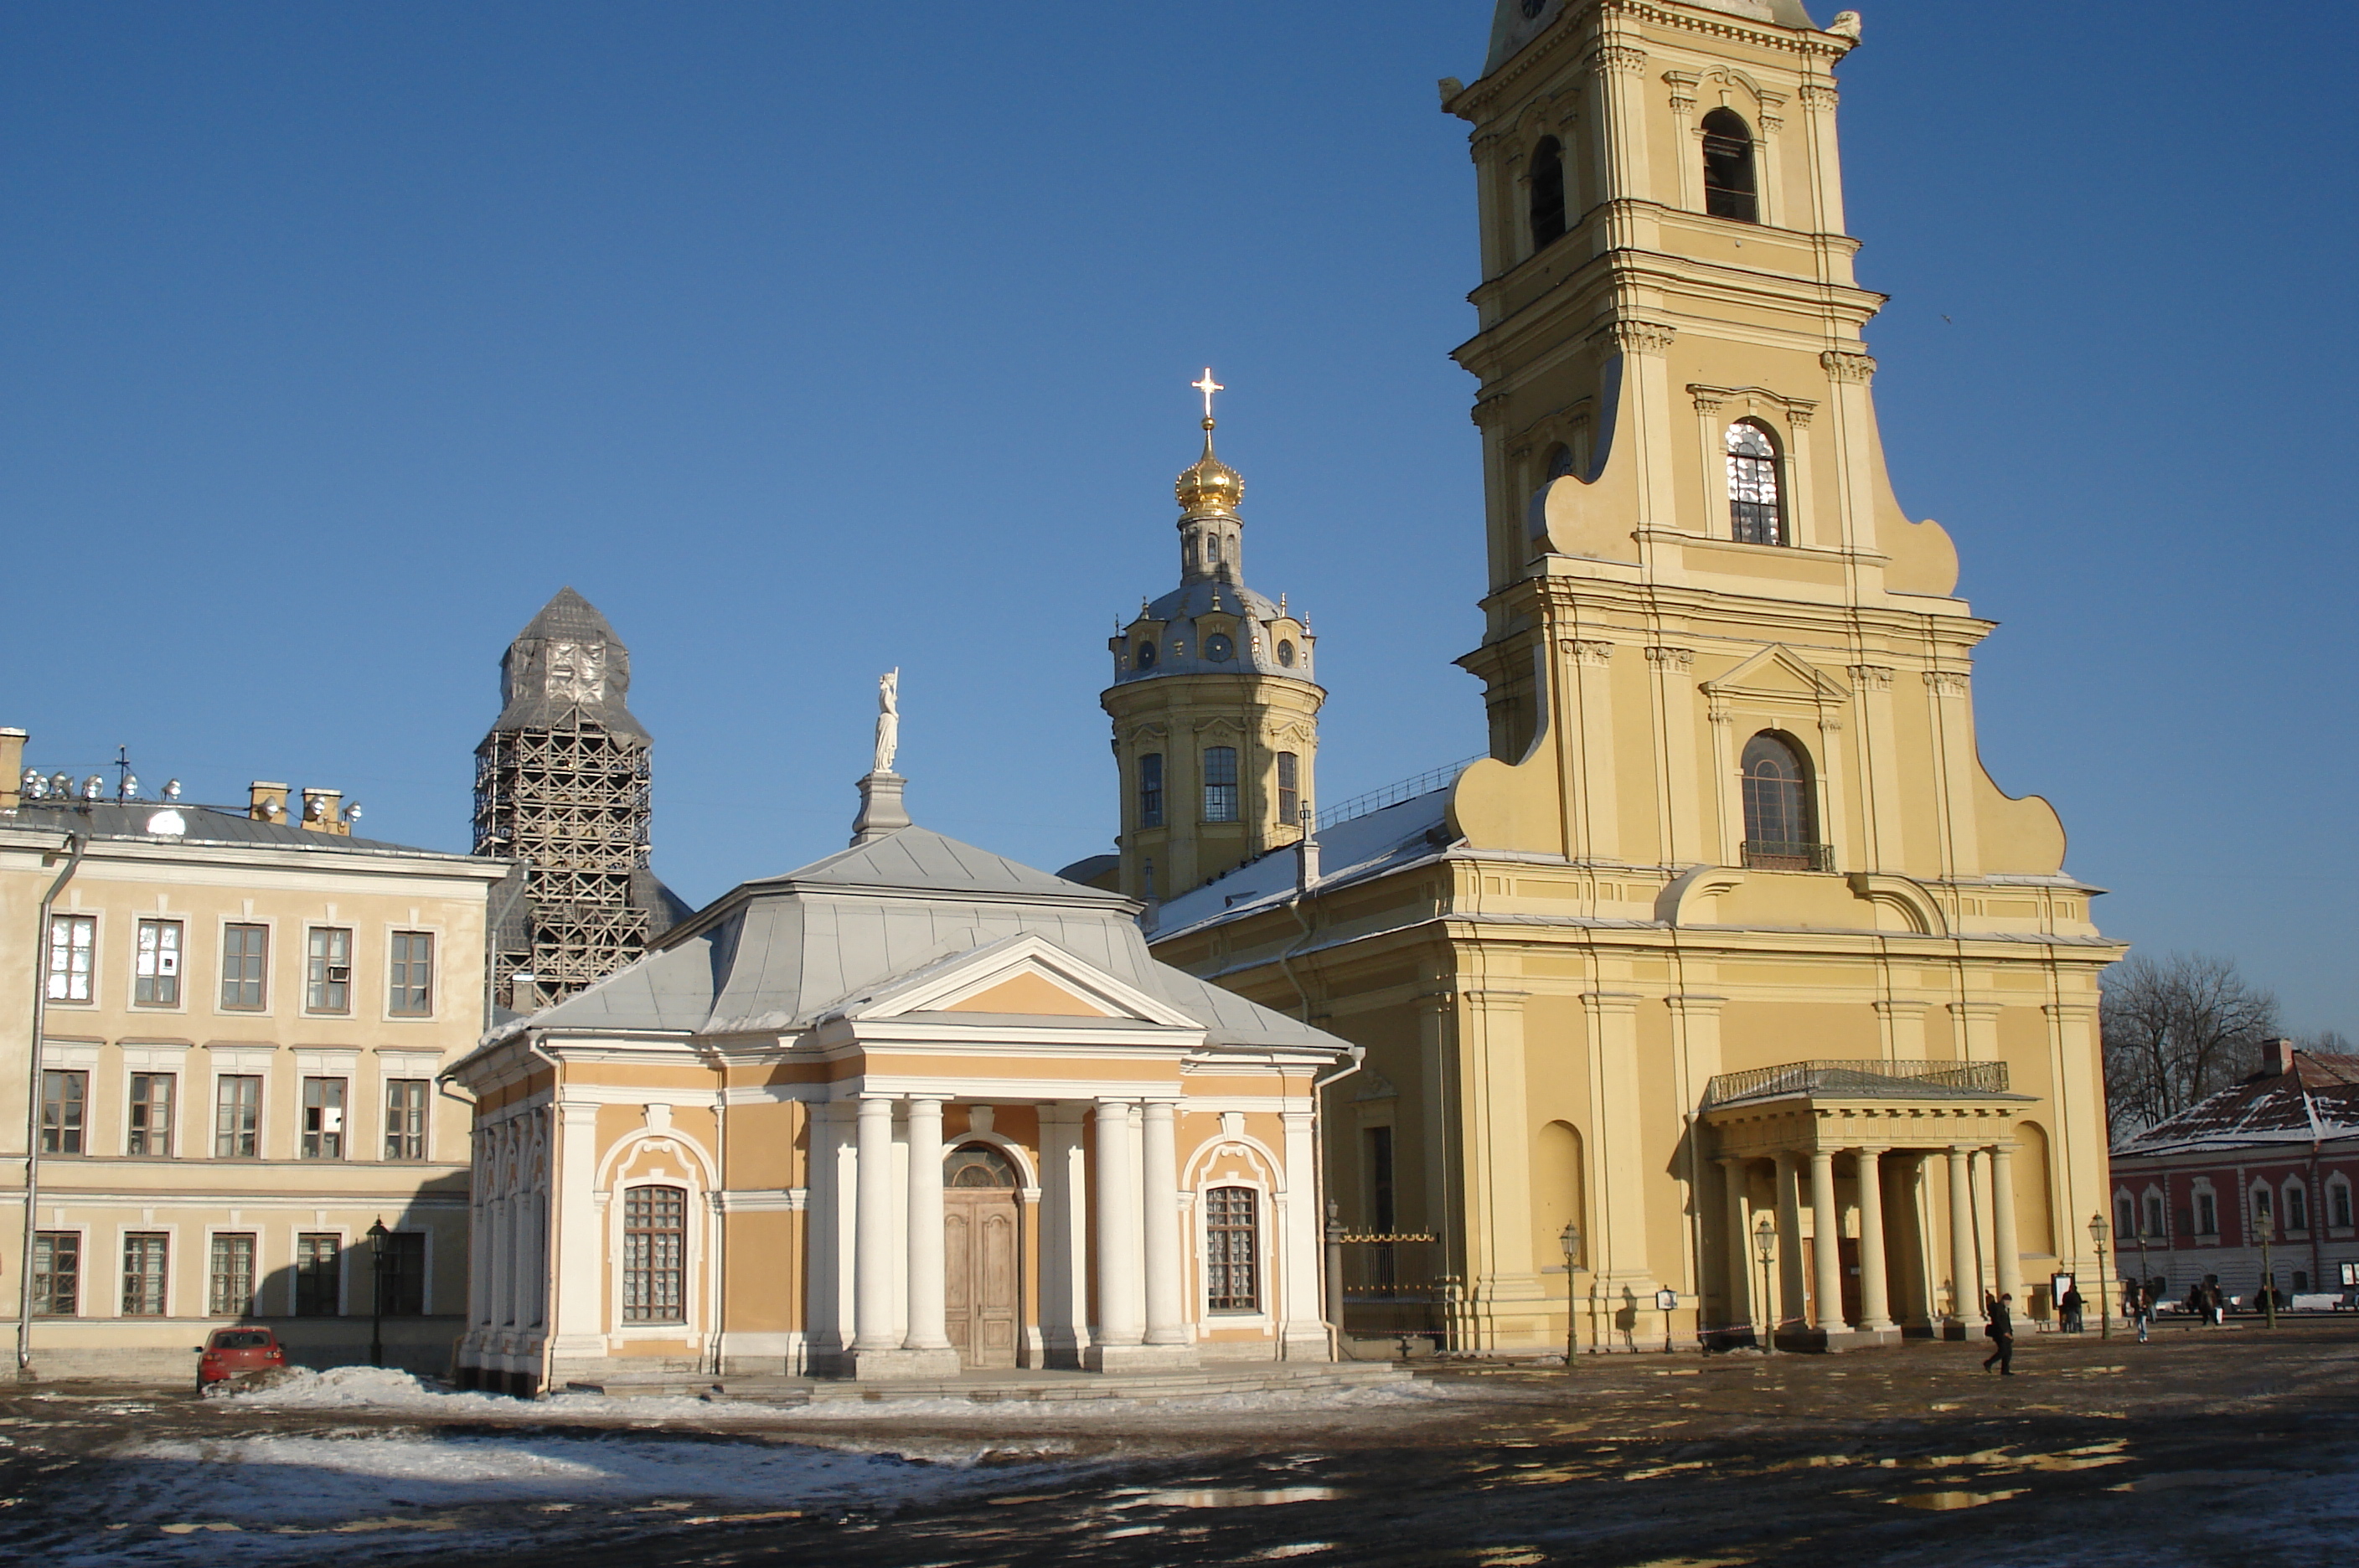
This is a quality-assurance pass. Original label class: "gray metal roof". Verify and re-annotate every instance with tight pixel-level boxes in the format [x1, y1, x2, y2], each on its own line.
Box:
[486, 586, 651, 740]
[3, 800, 488, 864]
[1154, 786, 1458, 940]
[514, 823, 1348, 1057]
[1112, 579, 1319, 689]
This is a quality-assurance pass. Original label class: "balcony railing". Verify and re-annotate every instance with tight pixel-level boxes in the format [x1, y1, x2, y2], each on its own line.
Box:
[1703, 1059, 2012, 1107]
[1741, 839, 1834, 872]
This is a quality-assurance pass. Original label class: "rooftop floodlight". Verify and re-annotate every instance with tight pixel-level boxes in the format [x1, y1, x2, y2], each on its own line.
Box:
[23, 768, 44, 799]
[50, 772, 72, 798]
[120, 773, 138, 801]
[346, 803, 363, 823]
[82, 776, 104, 802]
[163, 779, 182, 801]
[306, 796, 327, 820]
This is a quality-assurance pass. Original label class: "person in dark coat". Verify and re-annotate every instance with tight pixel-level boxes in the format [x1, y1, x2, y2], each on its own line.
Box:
[2060, 1285, 2084, 1333]
[1982, 1292, 2016, 1375]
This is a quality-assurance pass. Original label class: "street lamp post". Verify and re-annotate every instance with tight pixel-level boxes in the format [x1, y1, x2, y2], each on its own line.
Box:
[1558, 1222, 1582, 1373]
[1752, 1215, 1778, 1355]
[2257, 1210, 2277, 1329]
[2088, 1213, 2112, 1341]
[367, 1218, 390, 1369]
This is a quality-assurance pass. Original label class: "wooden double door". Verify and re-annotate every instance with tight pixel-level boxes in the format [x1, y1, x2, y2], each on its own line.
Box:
[943, 1145, 1020, 1368]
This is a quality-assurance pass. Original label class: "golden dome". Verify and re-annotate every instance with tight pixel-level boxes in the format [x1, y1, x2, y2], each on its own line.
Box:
[1175, 420, 1244, 515]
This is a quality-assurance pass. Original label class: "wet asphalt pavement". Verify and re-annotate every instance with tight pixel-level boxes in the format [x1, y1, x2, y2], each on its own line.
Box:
[3, 1318, 2355, 1566]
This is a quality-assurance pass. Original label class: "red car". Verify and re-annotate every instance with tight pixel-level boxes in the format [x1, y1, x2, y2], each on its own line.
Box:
[195, 1327, 286, 1390]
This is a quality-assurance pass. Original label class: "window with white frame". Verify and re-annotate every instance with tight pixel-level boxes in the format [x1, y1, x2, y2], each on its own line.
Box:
[32, 1232, 80, 1316]
[219, 923, 268, 1010]
[389, 931, 433, 1016]
[121, 1233, 168, 1316]
[295, 1234, 340, 1316]
[40, 1070, 86, 1155]
[384, 1079, 429, 1161]
[1201, 746, 1239, 823]
[127, 1071, 174, 1157]
[2285, 1182, 2309, 1233]
[301, 1077, 347, 1160]
[2332, 1179, 2355, 1230]
[2116, 1193, 2135, 1239]
[1205, 1186, 1260, 1313]
[2144, 1192, 2165, 1240]
[2194, 1187, 2218, 1235]
[306, 927, 352, 1014]
[622, 1186, 687, 1323]
[135, 919, 183, 1006]
[208, 1233, 256, 1316]
[214, 1075, 261, 1158]
[46, 914, 94, 1002]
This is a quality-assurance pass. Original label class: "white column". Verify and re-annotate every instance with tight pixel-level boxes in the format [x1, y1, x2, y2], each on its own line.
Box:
[851, 1095, 899, 1351]
[1036, 1104, 1092, 1363]
[1093, 1099, 1143, 1346]
[1989, 1141, 2023, 1311]
[1278, 1108, 1327, 1355]
[1809, 1148, 1847, 1333]
[1717, 1157, 1752, 1337]
[1948, 1143, 1984, 1333]
[902, 1097, 948, 1351]
[1856, 1148, 1893, 1333]
[1773, 1151, 1805, 1339]
[1140, 1100, 1185, 1345]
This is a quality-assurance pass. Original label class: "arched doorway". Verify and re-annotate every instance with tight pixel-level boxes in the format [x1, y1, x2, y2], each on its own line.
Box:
[943, 1144, 1020, 1368]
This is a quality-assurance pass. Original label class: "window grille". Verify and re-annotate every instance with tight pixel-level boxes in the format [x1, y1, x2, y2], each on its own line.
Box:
[1205, 1186, 1260, 1312]
[127, 1072, 174, 1157]
[46, 915, 94, 1003]
[389, 931, 434, 1016]
[214, 1075, 261, 1158]
[623, 1186, 687, 1323]
[220, 923, 268, 1009]
[121, 1234, 168, 1316]
[1202, 746, 1240, 823]
[135, 919, 183, 1006]
[39, 1070, 86, 1155]
[306, 926, 352, 1013]
[1138, 753, 1164, 828]
[1739, 733, 1820, 868]
[1701, 108, 1758, 222]
[33, 1232, 80, 1316]
[385, 1079, 429, 1161]
[296, 1234, 341, 1316]
[1277, 751, 1300, 831]
[1528, 136, 1567, 249]
[302, 1077, 346, 1160]
[1725, 421, 1783, 544]
[209, 1233, 256, 1317]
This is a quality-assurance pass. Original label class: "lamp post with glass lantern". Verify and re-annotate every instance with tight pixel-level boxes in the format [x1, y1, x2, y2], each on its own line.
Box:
[1752, 1215, 1778, 1355]
[367, 1218, 390, 1369]
[1558, 1222, 1583, 1372]
[2257, 1209, 2277, 1329]
[2088, 1213, 2112, 1341]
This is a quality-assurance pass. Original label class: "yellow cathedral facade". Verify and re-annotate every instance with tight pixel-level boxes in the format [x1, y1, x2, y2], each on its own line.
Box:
[1120, 0, 2124, 1354]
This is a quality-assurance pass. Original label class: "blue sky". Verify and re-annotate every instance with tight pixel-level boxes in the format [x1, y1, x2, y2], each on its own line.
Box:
[4, 3, 2352, 1029]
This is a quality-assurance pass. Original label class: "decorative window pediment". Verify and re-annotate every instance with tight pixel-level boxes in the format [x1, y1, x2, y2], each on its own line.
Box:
[1700, 645, 1851, 707]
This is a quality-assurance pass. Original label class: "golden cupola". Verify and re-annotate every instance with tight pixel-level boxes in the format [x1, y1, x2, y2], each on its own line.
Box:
[1175, 420, 1245, 517]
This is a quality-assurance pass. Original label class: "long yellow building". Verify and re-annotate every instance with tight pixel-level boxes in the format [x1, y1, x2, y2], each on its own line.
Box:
[1142, 0, 2123, 1354]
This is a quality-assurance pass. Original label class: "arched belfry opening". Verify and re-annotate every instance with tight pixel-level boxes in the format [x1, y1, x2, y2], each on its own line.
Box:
[1701, 108, 1758, 223]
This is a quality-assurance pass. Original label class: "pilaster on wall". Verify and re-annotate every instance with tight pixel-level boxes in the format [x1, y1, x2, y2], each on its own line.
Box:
[1849, 663, 1903, 871]
[1949, 1002, 2002, 1064]
[1645, 645, 1701, 867]
[1558, 637, 1621, 863]
[1459, 988, 1545, 1345]
[1583, 990, 1650, 1292]
[1665, 994, 1727, 1300]
[549, 1096, 603, 1359]
[2045, 1000, 2103, 1282]
[1873, 998, 1930, 1060]
[1923, 668, 1983, 879]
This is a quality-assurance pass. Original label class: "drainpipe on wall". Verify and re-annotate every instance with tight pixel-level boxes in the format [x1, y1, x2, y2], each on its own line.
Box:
[18, 832, 85, 1374]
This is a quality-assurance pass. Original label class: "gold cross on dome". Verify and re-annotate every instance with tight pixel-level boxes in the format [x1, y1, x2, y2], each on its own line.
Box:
[1192, 368, 1224, 422]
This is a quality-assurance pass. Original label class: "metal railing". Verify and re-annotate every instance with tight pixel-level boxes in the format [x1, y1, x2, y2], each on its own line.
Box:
[1317, 756, 1486, 831]
[1703, 1059, 2012, 1107]
[1740, 839, 1835, 872]
[1336, 1234, 1448, 1339]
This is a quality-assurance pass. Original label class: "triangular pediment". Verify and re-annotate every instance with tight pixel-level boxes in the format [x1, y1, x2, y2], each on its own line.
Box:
[844, 932, 1200, 1029]
[1700, 644, 1850, 704]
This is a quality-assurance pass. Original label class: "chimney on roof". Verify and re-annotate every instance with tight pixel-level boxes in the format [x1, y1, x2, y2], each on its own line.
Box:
[250, 781, 289, 823]
[299, 787, 349, 836]
[0, 728, 23, 811]
[2265, 1037, 2298, 1077]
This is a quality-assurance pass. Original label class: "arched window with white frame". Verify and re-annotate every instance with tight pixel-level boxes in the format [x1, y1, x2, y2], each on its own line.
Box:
[1726, 420, 1786, 545]
[1204, 1186, 1260, 1313]
[622, 1184, 687, 1324]
[1740, 731, 1820, 869]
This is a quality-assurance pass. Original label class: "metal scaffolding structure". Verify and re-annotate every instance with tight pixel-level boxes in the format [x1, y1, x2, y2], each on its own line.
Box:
[472, 588, 665, 1014]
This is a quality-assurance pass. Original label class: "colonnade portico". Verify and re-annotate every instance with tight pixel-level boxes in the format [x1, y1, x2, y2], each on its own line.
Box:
[1703, 1062, 2037, 1350]
[828, 1091, 1200, 1380]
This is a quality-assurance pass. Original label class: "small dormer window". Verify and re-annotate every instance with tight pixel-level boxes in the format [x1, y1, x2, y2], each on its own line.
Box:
[1205, 633, 1234, 662]
[1277, 640, 1296, 668]
[1135, 641, 1158, 670]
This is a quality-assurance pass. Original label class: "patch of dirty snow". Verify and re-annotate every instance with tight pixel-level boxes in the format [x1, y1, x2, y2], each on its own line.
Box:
[214, 1365, 763, 1423]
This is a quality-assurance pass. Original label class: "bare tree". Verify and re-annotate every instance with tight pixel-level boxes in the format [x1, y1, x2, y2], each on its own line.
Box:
[2100, 952, 2280, 1137]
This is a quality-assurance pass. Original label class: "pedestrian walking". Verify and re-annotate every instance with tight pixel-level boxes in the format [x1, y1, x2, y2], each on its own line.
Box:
[2129, 1282, 2151, 1344]
[2202, 1275, 2226, 1326]
[2060, 1284, 2084, 1334]
[1982, 1292, 2017, 1375]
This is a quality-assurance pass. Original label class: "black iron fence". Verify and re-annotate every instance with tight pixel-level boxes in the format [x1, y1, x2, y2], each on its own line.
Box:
[1334, 1233, 1448, 1341]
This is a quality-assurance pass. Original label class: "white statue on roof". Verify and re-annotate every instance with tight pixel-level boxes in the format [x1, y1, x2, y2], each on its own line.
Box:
[872, 668, 900, 775]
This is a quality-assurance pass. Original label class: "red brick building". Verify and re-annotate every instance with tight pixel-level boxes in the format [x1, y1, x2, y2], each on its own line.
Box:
[2109, 1043, 2359, 1307]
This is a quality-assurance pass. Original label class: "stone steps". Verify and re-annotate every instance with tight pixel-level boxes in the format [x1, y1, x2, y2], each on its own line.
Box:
[564, 1359, 1409, 1405]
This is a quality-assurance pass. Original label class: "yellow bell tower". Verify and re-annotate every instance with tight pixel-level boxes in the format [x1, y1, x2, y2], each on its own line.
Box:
[1101, 375, 1323, 906]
